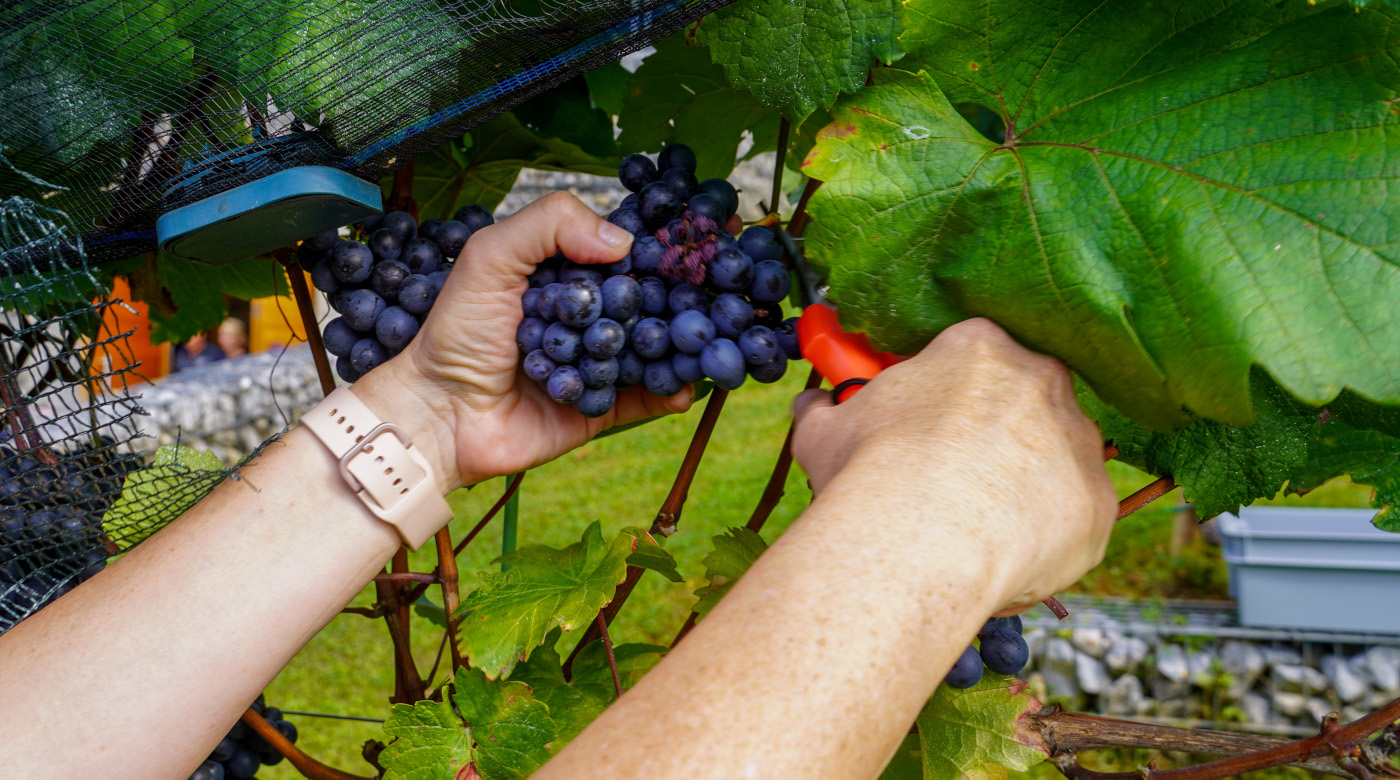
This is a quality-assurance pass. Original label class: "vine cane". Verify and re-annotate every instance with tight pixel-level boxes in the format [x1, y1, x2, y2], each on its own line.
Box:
[240, 708, 374, 780]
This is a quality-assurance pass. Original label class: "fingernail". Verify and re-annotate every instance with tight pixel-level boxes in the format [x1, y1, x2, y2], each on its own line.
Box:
[598, 220, 633, 248]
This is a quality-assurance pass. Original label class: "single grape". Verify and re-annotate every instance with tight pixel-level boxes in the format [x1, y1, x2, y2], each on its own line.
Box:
[189, 760, 225, 780]
[579, 355, 619, 388]
[700, 338, 746, 390]
[979, 629, 1030, 675]
[341, 289, 386, 332]
[528, 264, 558, 288]
[583, 318, 625, 359]
[454, 204, 494, 232]
[713, 231, 739, 253]
[607, 208, 647, 236]
[516, 317, 548, 354]
[658, 143, 697, 175]
[398, 275, 437, 316]
[686, 193, 727, 224]
[670, 309, 716, 354]
[538, 282, 565, 322]
[322, 318, 359, 357]
[631, 236, 665, 275]
[709, 293, 754, 339]
[556, 279, 602, 328]
[660, 167, 699, 197]
[522, 288, 543, 318]
[309, 260, 341, 293]
[274, 719, 298, 744]
[212, 736, 238, 762]
[749, 355, 788, 383]
[542, 322, 583, 363]
[979, 616, 1023, 636]
[373, 307, 418, 352]
[436, 220, 472, 259]
[264, 707, 282, 722]
[226, 746, 261, 779]
[601, 252, 632, 276]
[616, 350, 645, 386]
[400, 239, 442, 275]
[522, 349, 557, 382]
[546, 365, 584, 403]
[698, 178, 739, 220]
[262, 748, 286, 766]
[620, 192, 639, 211]
[418, 218, 445, 245]
[668, 283, 709, 315]
[750, 260, 792, 303]
[380, 211, 418, 242]
[619, 153, 658, 192]
[303, 228, 340, 254]
[427, 270, 449, 295]
[368, 260, 409, 305]
[368, 228, 403, 261]
[329, 288, 355, 314]
[559, 263, 604, 287]
[630, 318, 671, 359]
[638, 277, 668, 316]
[574, 385, 617, 418]
[330, 241, 374, 284]
[739, 325, 780, 365]
[601, 276, 642, 321]
[672, 352, 705, 383]
[350, 338, 388, 374]
[707, 248, 753, 292]
[637, 182, 683, 228]
[739, 226, 783, 264]
[643, 360, 685, 397]
[944, 645, 984, 689]
[773, 317, 801, 359]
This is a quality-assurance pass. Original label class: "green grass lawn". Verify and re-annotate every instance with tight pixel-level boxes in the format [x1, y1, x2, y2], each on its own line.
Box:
[257, 371, 1377, 778]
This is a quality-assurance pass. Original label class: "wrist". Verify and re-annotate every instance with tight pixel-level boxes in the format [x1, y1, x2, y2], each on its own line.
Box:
[349, 356, 462, 495]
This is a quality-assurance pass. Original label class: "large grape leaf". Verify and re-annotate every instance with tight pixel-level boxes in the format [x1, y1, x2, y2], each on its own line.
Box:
[453, 521, 640, 679]
[917, 675, 1047, 780]
[617, 35, 781, 181]
[691, 526, 767, 618]
[379, 667, 555, 780]
[696, 0, 903, 122]
[34, 0, 195, 111]
[146, 254, 288, 344]
[1291, 424, 1400, 531]
[804, 0, 1400, 430]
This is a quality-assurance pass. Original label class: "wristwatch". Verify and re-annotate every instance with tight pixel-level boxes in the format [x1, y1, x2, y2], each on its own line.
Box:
[301, 388, 453, 550]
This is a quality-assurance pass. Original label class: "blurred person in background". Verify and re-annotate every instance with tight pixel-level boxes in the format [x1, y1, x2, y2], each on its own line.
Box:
[217, 317, 248, 359]
[170, 331, 225, 373]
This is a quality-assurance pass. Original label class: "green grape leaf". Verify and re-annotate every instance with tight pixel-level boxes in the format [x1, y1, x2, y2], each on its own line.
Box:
[805, 1, 1400, 430]
[917, 675, 1048, 780]
[148, 254, 288, 344]
[584, 61, 630, 117]
[1291, 424, 1400, 532]
[623, 530, 684, 583]
[405, 113, 617, 222]
[453, 521, 639, 679]
[37, 1, 195, 111]
[103, 445, 228, 545]
[692, 527, 767, 618]
[696, 0, 903, 122]
[380, 667, 555, 780]
[618, 35, 781, 181]
[879, 735, 923, 780]
[513, 76, 618, 159]
[1080, 374, 1318, 519]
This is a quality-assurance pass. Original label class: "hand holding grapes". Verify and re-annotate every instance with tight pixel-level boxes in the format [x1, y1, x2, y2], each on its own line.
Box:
[353, 192, 695, 493]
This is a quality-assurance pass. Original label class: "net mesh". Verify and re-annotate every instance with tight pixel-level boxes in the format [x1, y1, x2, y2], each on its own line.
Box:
[0, 0, 730, 270]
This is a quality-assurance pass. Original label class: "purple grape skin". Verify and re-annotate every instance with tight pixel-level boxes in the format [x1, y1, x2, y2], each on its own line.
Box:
[607, 208, 647, 236]
[398, 275, 437, 316]
[698, 178, 739, 219]
[303, 228, 340, 254]
[601, 252, 632, 277]
[643, 360, 685, 398]
[436, 220, 472, 259]
[336, 355, 361, 383]
[686, 193, 728, 224]
[380, 211, 418, 241]
[555, 279, 602, 328]
[310, 259, 341, 293]
[601, 276, 642, 321]
[670, 309, 715, 354]
[574, 385, 617, 418]
[376, 306, 420, 352]
[619, 154, 658, 192]
[637, 181, 683, 228]
[542, 322, 583, 363]
[660, 167, 699, 197]
[748, 355, 787, 384]
[630, 318, 671, 360]
[370, 260, 411, 304]
[739, 325, 780, 365]
[583, 318, 626, 359]
[980, 616, 1023, 636]
[749, 259, 792, 304]
[668, 283, 709, 315]
[453, 204, 494, 232]
[738, 225, 783, 264]
[620, 192, 639, 211]
[774, 317, 801, 359]
[528, 264, 559, 288]
[616, 350, 644, 387]
[709, 293, 754, 339]
[341, 289, 387, 332]
[630, 236, 665, 275]
[418, 219, 445, 245]
[330, 241, 374, 284]
[559, 263, 604, 286]
[579, 355, 619, 388]
[944, 645, 984, 689]
[638, 277, 668, 316]
[700, 338, 746, 390]
[323, 318, 359, 357]
[400, 238, 442, 274]
[368, 228, 404, 261]
[516, 317, 549, 354]
[538, 283, 566, 322]
[522, 349, 557, 382]
[522, 288, 544, 318]
[707, 248, 753, 292]
[350, 338, 389, 374]
[658, 143, 697, 174]
[979, 629, 1029, 675]
[672, 352, 705, 383]
[546, 365, 584, 403]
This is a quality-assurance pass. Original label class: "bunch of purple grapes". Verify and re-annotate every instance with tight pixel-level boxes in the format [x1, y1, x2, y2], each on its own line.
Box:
[187, 694, 298, 780]
[944, 615, 1031, 688]
[298, 204, 495, 384]
[516, 143, 802, 417]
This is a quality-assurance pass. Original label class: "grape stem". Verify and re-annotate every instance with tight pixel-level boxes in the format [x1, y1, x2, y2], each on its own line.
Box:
[387, 161, 419, 221]
[770, 118, 791, 220]
[373, 572, 439, 585]
[1117, 476, 1176, 522]
[745, 366, 824, 533]
[241, 707, 374, 780]
[596, 612, 623, 699]
[433, 526, 466, 671]
[452, 473, 526, 556]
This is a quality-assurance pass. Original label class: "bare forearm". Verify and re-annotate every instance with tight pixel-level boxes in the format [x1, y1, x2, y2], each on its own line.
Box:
[536, 460, 1006, 780]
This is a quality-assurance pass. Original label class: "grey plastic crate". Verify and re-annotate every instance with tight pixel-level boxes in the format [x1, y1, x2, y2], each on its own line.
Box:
[1218, 507, 1400, 634]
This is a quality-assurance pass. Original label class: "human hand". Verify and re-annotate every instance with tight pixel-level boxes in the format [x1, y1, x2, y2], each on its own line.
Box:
[789, 318, 1116, 613]
[352, 192, 694, 492]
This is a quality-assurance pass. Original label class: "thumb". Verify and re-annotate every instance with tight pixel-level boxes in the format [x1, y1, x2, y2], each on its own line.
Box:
[792, 387, 834, 429]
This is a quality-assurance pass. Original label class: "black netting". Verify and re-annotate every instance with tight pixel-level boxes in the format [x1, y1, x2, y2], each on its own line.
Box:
[0, 0, 732, 271]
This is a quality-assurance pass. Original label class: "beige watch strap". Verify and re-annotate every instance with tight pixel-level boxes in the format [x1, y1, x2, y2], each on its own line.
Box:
[301, 388, 453, 550]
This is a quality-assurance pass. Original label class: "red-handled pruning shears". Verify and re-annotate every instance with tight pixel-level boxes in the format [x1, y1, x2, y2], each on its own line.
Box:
[774, 227, 902, 403]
